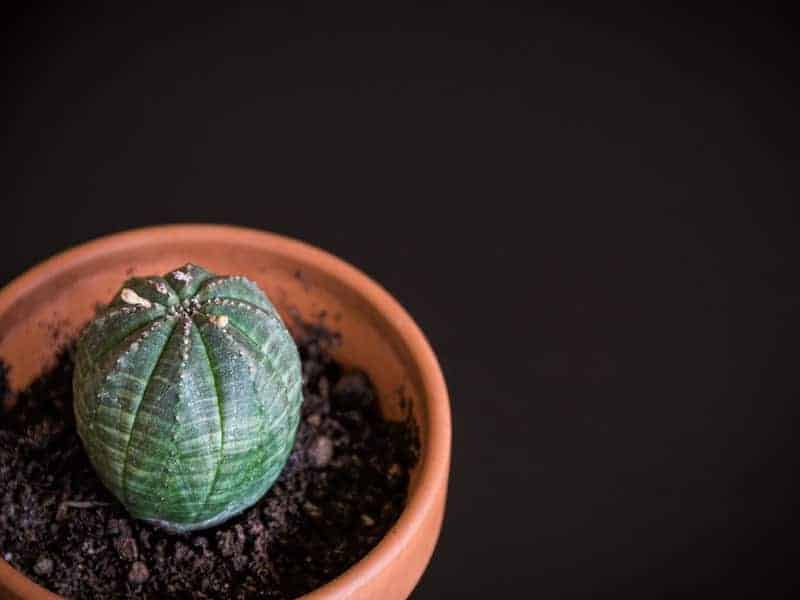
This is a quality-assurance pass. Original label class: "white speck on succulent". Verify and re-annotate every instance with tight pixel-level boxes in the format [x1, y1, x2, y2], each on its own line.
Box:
[152, 280, 169, 295]
[209, 314, 229, 328]
[172, 270, 193, 282]
[121, 288, 152, 308]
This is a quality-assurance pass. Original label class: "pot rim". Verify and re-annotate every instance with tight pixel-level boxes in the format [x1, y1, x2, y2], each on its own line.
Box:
[0, 224, 451, 599]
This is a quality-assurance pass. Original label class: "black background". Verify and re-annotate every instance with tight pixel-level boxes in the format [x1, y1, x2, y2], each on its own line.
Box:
[2, 4, 797, 597]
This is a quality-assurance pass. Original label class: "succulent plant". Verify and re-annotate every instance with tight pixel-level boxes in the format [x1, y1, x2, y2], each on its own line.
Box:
[73, 264, 303, 532]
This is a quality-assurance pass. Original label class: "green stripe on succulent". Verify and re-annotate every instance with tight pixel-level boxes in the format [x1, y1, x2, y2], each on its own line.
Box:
[73, 264, 303, 532]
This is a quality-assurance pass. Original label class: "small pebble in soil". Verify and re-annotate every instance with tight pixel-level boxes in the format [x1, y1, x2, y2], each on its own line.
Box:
[308, 434, 334, 468]
[0, 323, 418, 600]
[34, 556, 54, 576]
[361, 514, 376, 527]
[303, 501, 324, 520]
[113, 536, 138, 561]
[127, 561, 149, 584]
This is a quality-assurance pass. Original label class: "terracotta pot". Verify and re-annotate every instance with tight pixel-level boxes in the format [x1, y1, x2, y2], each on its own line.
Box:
[0, 224, 451, 600]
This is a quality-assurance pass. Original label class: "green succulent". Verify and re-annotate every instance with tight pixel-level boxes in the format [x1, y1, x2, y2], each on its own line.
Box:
[73, 264, 303, 532]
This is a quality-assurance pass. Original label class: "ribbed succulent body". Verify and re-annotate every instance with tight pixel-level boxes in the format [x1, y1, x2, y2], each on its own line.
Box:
[73, 264, 303, 532]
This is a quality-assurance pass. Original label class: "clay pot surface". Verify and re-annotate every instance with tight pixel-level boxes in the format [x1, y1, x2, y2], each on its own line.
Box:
[0, 224, 451, 600]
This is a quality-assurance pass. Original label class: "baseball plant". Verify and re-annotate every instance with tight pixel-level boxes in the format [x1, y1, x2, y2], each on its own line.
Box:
[73, 264, 302, 532]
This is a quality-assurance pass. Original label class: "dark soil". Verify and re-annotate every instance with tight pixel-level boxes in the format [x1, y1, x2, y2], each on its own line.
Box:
[0, 324, 419, 599]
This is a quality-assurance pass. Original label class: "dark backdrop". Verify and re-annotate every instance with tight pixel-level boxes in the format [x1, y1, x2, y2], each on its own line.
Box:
[2, 4, 797, 597]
